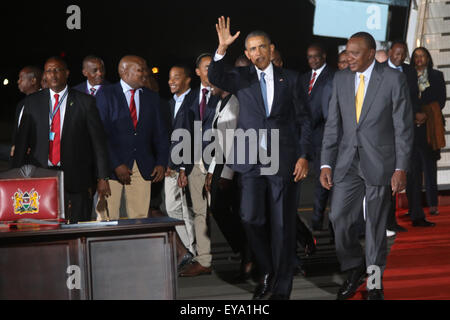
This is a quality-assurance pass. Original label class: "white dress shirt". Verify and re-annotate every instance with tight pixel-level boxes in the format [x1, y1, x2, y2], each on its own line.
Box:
[310, 63, 327, 88]
[355, 59, 375, 99]
[87, 80, 102, 96]
[120, 79, 142, 120]
[173, 88, 191, 119]
[199, 83, 211, 106]
[387, 59, 403, 72]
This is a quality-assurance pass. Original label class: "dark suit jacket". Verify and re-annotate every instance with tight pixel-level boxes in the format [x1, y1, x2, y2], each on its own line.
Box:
[321, 62, 414, 185]
[186, 87, 219, 172]
[300, 65, 335, 150]
[208, 60, 312, 178]
[418, 68, 447, 109]
[95, 82, 169, 181]
[72, 80, 110, 96]
[12, 88, 110, 193]
[11, 97, 26, 146]
[167, 89, 198, 174]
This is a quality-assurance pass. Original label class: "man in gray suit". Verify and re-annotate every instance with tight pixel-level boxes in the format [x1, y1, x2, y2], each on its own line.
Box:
[320, 32, 413, 300]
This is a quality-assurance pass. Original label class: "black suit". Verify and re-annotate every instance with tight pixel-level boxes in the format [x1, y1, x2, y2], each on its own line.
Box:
[209, 58, 312, 297]
[12, 88, 110, 223]
[300, 65, 335, 228]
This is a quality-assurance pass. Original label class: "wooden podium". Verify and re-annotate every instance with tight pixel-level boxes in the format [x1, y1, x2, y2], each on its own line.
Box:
[0, 217, 183, 300]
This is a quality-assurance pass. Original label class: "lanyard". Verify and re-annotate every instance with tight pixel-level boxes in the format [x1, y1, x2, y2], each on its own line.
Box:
[49, 90, 68, 123]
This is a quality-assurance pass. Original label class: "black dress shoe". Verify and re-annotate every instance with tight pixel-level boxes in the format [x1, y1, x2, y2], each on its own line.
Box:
[412, 218, 436, 227]
[337, 265, 367, 300]
[367, 289, 384, 300]
[429, 209, 439, 216]
[389, 224, 408, 232]
[253, 273, 272, 300]
[177, 252, 194, 273]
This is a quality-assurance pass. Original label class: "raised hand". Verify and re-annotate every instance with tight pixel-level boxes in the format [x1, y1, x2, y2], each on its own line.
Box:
[216, 16, 240, 55]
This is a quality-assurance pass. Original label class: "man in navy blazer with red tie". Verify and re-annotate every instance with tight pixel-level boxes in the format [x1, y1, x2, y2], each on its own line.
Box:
[95, 55, 169, 220]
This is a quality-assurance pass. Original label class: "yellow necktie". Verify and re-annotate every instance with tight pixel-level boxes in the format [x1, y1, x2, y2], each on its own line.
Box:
[355, 74, 365, 123]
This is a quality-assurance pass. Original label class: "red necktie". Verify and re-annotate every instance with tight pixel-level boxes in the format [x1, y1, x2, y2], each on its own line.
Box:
[90, 87, 96, 96]
[200, 88, 208, 120]
[49, 93, 61, 166]
[129, 89, 138, 129]
[308, 71, 317, 95]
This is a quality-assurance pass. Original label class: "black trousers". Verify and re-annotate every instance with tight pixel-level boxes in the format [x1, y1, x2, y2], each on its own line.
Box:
[239, 169, 298, 296]
[209, 164, 248, 255]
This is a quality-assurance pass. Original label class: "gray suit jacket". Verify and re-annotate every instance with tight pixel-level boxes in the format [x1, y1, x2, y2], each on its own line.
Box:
[321, 62, 413, 186]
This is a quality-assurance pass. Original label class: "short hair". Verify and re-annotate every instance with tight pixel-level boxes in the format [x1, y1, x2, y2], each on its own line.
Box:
[82, 55, 104, 68]
[390, 40, 408, 52]
[170, 64, 192, 78]
[21, 65, 43, 83]
[411, 46, 434, 69]
[245, 30, 271, 49]
[350, 32, 376, 50]
[307, 42, 326, 55]
[45, 56, 68, 70]
[338, 50, 347, 57]
[235, 54, 251, 67]
[195, 53, 212, 68]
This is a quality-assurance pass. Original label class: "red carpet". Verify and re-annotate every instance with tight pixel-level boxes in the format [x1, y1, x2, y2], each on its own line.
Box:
[352, 206, 450, 300]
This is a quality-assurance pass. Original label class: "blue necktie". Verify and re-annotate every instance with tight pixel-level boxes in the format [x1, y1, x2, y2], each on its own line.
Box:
[260, 72, 269, 117]
[397, 66, 403, 72]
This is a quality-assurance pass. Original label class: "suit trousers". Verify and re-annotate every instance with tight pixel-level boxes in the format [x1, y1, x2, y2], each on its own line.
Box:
[100, 161, 151, 220]
[239, 169, 298, 296]
[210, 164, 247, 254]
[311, 147, 330, 226]
[406, 144, 432, 221]
[188, 163, 211, 268]
[330, 154, 390, 274]
[164, 172, 196, 255]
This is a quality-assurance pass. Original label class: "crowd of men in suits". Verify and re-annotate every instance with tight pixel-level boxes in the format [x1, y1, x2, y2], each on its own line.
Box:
[9, 15, 447, 300]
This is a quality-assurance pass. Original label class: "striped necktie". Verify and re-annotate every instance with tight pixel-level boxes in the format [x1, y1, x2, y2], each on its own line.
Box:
[308, 71, 317, 95]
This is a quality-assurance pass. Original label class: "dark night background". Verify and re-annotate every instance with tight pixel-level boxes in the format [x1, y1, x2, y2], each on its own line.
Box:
[0, 0, 408, 145]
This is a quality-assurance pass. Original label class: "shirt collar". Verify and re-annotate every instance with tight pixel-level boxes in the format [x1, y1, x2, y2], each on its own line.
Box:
[87, 80, 101, 91]
[174, 88, 191, 102]
[200, 83, 211, 94]
[120, 79, 141, 93]
[387, 59, 402, 71]
[49, 85, 68, 99]
[356, 59, 376, 80]
[256, 62, 274, 80]
[313, 63, 327, 76]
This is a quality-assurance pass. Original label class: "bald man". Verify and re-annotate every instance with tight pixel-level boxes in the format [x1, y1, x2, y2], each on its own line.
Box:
[95, 55, 169, 220]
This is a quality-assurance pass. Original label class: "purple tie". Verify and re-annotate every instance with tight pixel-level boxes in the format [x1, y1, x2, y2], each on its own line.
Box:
[200, 88, 208, 120]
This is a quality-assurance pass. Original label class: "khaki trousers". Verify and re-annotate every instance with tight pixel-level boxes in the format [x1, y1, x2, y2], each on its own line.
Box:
[164, 172, 196, 255]
[188, 163, 211, 267]
[96, 161, 151, 220]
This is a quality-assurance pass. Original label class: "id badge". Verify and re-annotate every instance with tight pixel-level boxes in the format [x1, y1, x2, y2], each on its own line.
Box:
[49, 132, 55, 141]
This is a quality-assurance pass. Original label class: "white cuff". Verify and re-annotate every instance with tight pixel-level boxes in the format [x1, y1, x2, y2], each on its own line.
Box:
[220, 165, 234, 180]
[320, 165, 331, 170]
[214, 51, 225, 62]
